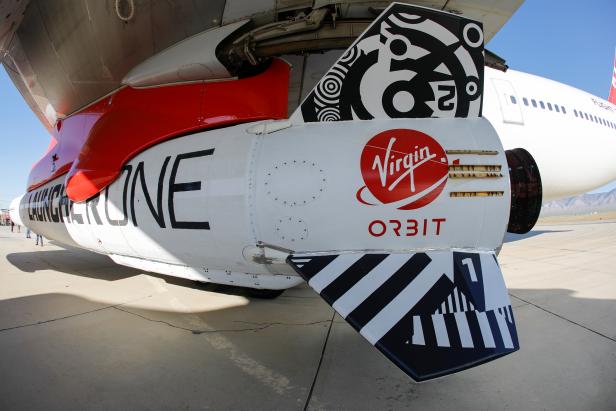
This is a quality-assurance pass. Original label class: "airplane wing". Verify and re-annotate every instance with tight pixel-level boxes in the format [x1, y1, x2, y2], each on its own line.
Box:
[1, 0, 522, 131]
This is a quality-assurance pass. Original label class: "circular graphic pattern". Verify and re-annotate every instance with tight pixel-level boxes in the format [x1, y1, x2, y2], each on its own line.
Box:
[317, 107, 341, 122]
[386, 35, 413, 60]
[462, 23, 483, 48]
[339, 46, 359, 65]
[466, 80, 478, 96]
[300, 4, 484, 123]
[392, 90, 415, 112]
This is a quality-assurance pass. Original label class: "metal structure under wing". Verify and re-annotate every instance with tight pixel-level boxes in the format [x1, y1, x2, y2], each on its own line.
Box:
[1, 0, 522, 131]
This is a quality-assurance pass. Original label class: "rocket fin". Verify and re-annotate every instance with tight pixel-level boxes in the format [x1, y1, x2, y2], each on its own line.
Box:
[288, 250, 518, 382]
[291, 2, 485, 123]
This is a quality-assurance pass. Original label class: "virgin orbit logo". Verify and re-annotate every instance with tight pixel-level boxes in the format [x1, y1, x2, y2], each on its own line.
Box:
[357, 129, 448, 210]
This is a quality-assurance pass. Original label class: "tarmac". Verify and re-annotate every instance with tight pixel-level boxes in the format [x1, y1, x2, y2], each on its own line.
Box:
[0, 220, 614, 410]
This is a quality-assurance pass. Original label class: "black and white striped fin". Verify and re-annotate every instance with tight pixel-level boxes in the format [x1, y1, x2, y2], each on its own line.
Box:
[287, 250, 518, 382]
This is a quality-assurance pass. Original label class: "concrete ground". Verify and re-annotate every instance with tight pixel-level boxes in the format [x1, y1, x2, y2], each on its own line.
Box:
[0, 221, 614, 410]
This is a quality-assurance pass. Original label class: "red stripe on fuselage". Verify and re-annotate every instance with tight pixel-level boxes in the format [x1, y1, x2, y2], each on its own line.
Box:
[609, 55, 616, 105]
[27, 59, 290, 202]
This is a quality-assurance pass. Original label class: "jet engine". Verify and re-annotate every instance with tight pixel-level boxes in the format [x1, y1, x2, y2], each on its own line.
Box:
[506, 148, 543, 234]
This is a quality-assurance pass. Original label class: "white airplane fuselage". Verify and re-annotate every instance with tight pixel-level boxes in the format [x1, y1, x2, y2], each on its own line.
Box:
[483, 67, 616, 200]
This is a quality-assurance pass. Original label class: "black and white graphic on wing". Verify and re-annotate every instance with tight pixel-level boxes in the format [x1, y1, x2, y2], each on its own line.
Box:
[297, 3, 485, 123]
[288, 250, 519, 381]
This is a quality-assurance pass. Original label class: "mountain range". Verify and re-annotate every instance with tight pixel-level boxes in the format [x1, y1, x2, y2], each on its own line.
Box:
[541, 188, 616, 216]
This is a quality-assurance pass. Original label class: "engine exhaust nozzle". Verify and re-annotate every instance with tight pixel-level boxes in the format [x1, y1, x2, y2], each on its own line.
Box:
[506, 148, 542, 234]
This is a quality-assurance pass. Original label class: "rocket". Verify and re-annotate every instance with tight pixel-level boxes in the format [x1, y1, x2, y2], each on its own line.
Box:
[13, 3, 544, 381]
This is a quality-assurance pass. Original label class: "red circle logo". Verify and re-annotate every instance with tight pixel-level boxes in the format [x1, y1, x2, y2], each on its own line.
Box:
[357, 129, 448, 210]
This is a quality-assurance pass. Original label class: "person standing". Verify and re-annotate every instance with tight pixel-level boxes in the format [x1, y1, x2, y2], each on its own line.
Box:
[26, 228, 31, 238]
[10, 221, 14, 232]
[35, 233, 43, 246]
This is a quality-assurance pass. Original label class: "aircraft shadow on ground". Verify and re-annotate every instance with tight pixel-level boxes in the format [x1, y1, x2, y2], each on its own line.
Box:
[0, 286, 613, 410]
[5, 247, 279, 298]
[0, 291, 329, 410]
[5, 249, 140, 281]
[503, 229, 571, 243]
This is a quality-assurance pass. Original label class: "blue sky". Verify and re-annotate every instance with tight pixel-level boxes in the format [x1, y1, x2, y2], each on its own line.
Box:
[487, 0, 616, 193]
[1, 0, 616, 208]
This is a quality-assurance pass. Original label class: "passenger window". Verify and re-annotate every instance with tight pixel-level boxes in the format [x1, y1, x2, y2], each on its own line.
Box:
[584, 113, 589, 120]
[554, 105, 560, 112]
[561, 106, 566, 114]
[574, 109, 578, 117]
[510, 95, 517, 104]
[540, 101, 545, 109]
[531, 99, 537, 107]
[523, 97, 529, 106]
[547, 102, 553, 111]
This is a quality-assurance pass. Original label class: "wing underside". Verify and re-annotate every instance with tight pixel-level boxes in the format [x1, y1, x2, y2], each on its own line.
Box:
[2, 0, 523, 130]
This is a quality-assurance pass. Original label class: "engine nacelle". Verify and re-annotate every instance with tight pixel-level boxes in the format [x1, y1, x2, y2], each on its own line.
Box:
[506, 148, 542, 234]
